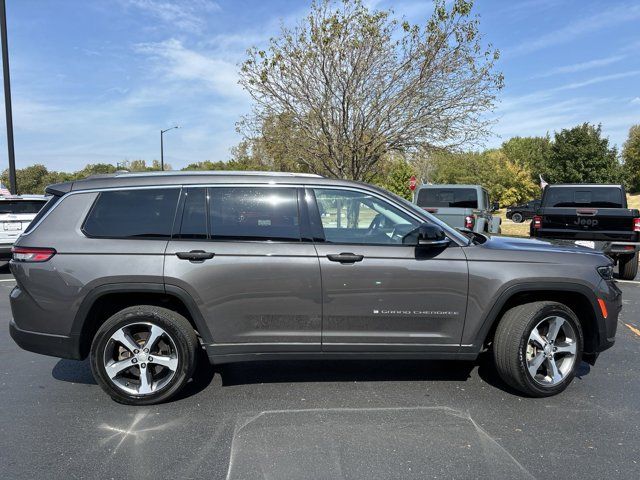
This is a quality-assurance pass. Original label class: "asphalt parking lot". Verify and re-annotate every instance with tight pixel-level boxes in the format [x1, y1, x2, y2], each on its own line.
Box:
[1, 272, 639, 480]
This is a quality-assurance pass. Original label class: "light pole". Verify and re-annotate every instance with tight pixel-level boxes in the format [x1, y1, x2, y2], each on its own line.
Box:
[160, 125, 179, 171]
[0, 0, 16, 194]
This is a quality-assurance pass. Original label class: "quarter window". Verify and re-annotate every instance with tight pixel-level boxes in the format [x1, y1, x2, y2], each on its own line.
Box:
[83, 189, 179, 238]
[208, 187, 300, 241]
[313, 189, 419, 245]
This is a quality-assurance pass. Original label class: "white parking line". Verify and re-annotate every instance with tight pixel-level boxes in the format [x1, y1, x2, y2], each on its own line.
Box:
[0, 278, 15, 283]
[616, 280, 640, 285]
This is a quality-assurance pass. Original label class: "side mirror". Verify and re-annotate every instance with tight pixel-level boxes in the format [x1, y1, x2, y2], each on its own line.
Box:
[403, 223, 450, 248]
[491, 201, 500, 212]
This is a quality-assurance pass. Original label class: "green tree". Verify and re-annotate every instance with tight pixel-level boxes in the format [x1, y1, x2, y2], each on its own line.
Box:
[501, 135, 552, 181]
[376, 156, 417, 200]
[546, 123, 620, 184]
[429, 150, 538, 206]
[622, 124, 640, 193]
[239, 0, 502, 181]
[73, 163, 117, 179]
[1, 165, 73, 195]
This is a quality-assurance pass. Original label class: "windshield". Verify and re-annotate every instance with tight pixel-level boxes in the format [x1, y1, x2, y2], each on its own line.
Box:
[544, 187, 623, 208]
[416, 188, 478, 208]
[0, 200, 47, 214]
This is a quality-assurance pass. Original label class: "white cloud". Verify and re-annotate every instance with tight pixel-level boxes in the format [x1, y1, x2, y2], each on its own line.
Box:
[506, 3, 640, 57]
[119, 0, 220, 32]
[533, 54, 626, 79]
[631, 97, 640, 105]
[133, 39, 246, 98]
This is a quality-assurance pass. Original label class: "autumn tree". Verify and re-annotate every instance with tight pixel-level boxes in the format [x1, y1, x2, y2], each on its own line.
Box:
[239, 0, 502, 181]
[622, 124, 640, 193]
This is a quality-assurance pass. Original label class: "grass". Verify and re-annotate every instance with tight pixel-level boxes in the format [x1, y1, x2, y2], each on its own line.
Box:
[496, 193, 640, 238]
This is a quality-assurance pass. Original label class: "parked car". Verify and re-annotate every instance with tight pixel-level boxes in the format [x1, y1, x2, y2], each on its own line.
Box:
[414, 184, 501, 234]
[10, 172, 620, 404]
[0, 194, 48, 263]
[531, 184, 639, 280]
[506, 199, 541, 223]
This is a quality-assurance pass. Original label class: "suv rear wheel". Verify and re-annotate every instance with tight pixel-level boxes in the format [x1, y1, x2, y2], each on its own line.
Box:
[90, 305, 198, 405]
[511, 212, 524, 223]
[493, 301, 583, 397]
[617, 252, 638, 281]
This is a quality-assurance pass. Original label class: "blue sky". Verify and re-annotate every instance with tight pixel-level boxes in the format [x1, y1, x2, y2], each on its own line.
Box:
[1, 0, 639, 171]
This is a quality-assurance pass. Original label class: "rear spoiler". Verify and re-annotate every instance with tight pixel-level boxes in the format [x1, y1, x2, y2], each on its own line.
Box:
[44, 182, 73, 196]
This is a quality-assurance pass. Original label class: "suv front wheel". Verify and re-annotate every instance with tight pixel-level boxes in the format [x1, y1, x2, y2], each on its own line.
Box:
[90, 305, 199, 405]
[493, 301, 583, 397]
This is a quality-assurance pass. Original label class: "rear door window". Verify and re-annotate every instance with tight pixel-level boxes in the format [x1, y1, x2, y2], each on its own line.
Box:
[83, 188, 180, 238]
[417, 188, 478, 208]
[208, 187, 300, 241]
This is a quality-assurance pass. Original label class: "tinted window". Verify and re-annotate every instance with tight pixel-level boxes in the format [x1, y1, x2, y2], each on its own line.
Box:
[417, 188, 478, 208]
[544, 187, 623, 208]
[0, 200, 46, 214]
[314, 188, 419, 245]
[83, 189, 179, 238]
[209, 187, 300, 241]
[178, 188, 207, 239]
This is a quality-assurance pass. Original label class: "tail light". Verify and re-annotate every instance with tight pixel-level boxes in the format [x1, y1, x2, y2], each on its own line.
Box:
[532, 215, 542, 229]
[633, 217, 640, 232]
[464, 215, 475, 229]
[12, 247, 56, 262]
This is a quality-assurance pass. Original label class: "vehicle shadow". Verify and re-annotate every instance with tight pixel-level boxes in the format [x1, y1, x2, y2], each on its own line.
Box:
[52, 358, 96, 385]
[51, 350, 217, 401]
[217, 358, 475, 387]
[476, 352, 592, 396]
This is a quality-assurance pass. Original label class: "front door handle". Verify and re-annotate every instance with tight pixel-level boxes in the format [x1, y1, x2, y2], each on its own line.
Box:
[327, 252, 364, 264]
[176, 250, 215, 262]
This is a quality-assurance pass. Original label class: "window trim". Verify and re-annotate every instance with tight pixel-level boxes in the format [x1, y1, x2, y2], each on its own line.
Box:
[81, 187, 182, 240]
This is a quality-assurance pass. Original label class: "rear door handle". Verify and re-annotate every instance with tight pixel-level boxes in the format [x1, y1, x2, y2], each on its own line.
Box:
[176, 250, 215, 262]
[327, 252, 364, 264]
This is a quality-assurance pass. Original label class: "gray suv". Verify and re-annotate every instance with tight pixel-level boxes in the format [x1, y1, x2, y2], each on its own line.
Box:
[9, 172, 621, 405]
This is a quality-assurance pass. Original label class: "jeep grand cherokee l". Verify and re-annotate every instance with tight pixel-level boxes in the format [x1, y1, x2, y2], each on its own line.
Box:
[9, 172, 621, 405]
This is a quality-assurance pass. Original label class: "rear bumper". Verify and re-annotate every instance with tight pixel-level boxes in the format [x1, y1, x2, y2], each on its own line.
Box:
[9, 319, 82, 359]
[541, 238, 639, 257]
[0, 244, 13, 260]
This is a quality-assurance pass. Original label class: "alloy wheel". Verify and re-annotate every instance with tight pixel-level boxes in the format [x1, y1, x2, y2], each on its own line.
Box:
[103, 322, 179, 395]
[525, 315, 577, 386]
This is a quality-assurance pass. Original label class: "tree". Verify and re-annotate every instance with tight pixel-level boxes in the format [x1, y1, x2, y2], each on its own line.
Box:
[428, 149, 537, 206]
[622, 125, 640, 193]
[73, 163, 117, 179]
[376, 155, 417, 200]
[501, 135, 552, 181]
[1, 165, 73, 195]
[546, 123, 620, 184]
[239, 0, 502, 181]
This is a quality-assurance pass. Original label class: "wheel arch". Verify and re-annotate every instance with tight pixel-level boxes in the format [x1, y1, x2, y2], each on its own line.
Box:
[72, 283, 212, 359]
[474, 282, 604, 364]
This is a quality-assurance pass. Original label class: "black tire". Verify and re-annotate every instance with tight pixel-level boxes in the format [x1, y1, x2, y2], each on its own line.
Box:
[90, 305, 199, 405]
[493, 301, 583, 397]
[511, 212, 524, 223]
[617, 252, 638, 280]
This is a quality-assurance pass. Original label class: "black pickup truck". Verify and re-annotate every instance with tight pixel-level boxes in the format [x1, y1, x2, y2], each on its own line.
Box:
[531, 184, 640, 280]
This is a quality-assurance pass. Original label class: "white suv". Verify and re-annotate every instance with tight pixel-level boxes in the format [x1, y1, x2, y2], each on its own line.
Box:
[0, 195, 48, 263]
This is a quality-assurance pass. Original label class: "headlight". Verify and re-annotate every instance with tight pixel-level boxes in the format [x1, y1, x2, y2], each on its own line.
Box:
[597, 265, 613, 280]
